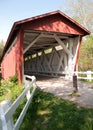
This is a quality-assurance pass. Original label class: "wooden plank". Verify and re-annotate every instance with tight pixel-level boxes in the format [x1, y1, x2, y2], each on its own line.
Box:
[41, 33, 69, 39]
[54, 34, 72, 57]
[24, 34, 42, 54]
[43, 51, 51, 71]
[4, 37, 17, 59]
[57, 54, 64, 71]
[72, 36, 80, 71]
[64, 53, 68, 71]
[68, 38, 73, 71]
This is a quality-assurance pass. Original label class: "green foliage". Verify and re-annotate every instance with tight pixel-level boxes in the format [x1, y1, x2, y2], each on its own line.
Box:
[1, 80, 93, 130]
[10, 84, 23, 102]
[9, 75, 18, 85]
[0, 39, 5, 58]
[19, 89, 93, 130]
[0, 77, 23, 102]
[61, 0, 93, 33]
[79, 36, 93, 71]
[0, 86, 7, 96]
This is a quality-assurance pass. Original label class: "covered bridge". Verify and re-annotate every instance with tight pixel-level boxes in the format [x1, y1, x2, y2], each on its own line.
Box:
[0, 10, 90, 83]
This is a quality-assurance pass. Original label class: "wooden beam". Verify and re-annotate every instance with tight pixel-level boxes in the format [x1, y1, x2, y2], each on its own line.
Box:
[41, 33, 68, 39]
[64, 53, 68, 71]
[24, 34, 42, 54]
[73, 36, 81, 72]
[57, 54, 64, 71]
[43, 51, 51, 71]
[54, 34, 72, 57]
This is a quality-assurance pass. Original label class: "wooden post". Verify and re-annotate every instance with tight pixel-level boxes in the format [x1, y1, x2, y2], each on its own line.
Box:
[73, 75, 78, 93]
[74, 36, 82, 72]
[15, 29, 24, 84]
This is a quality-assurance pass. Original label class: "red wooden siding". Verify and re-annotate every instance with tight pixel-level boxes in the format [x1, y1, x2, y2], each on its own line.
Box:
[22, 14, 85, 35]
[1, 30, 24, 83]
[1, 45, 16, 79]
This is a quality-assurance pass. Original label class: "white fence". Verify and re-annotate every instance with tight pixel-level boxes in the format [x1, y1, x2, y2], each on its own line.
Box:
[75, 71, 93, 81]
[0, 75, 37, 130]
[65, 71, 93, 81]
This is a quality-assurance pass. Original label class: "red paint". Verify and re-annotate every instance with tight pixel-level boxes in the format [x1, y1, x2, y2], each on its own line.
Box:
[22, 14, 88, 35]
[15, 29, 24, 83]
[1, 29, 24, 83]
[1, 44, 16, 79]
[74, 36, 82, 72]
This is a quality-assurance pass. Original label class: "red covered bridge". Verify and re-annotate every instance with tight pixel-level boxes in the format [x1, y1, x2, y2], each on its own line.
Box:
[0, 10, 90, 83]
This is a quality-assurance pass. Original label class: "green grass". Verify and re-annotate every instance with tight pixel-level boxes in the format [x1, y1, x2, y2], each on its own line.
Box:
[19, 89, 93, 130]
[1, 78, 93, 130]
[0, 78, 23, 102]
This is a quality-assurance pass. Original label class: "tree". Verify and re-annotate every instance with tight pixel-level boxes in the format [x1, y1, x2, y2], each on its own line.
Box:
[0, 40, 5, 59]
[61, 0, 93, 33]
[60, 0, 93, 71]
[79, 36, 93, 71]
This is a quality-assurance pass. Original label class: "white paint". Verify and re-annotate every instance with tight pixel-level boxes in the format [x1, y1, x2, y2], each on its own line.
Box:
[0, 75, 36, 130]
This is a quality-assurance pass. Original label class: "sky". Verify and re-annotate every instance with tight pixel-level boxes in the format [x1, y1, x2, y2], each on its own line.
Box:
[0, 0, 65, 42]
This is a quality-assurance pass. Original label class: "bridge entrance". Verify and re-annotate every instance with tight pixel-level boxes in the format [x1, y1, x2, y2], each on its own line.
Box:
[24, 30, 79, 78]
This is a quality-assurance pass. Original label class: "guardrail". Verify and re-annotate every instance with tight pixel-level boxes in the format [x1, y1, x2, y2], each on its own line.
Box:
[75, 71, 93, 81]
[62, 70, 93, 81]
[0, 75, 37, 130]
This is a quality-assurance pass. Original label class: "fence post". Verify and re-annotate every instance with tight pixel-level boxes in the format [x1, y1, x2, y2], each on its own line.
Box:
[0, 100, 14, 130]
[73, 75, 78, 93]
[87, 71, 92, 82]
[24, 75, 36, 100]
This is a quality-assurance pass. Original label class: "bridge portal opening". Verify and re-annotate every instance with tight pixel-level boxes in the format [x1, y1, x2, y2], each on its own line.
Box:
[24, 30, 78, 78]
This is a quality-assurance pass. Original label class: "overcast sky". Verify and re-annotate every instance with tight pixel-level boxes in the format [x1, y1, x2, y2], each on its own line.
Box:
[0, 0, 65, 41]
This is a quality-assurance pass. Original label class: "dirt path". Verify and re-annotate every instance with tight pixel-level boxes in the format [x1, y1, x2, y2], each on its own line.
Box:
[36, 76, 93, 108]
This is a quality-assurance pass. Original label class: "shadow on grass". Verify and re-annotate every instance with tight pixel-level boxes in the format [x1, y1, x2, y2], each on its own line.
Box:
[19, 89, 93, 130]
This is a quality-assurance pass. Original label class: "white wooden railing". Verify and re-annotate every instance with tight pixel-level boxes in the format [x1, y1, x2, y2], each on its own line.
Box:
[74, 71, 93, 81]
[0, 75, 37, 130]
[65, 71, 93, 81]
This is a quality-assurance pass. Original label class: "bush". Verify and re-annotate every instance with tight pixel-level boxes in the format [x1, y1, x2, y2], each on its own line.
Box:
[0, 76, 24, 102]
[9, 75, 18, 84]
[0, 86, 7, 96]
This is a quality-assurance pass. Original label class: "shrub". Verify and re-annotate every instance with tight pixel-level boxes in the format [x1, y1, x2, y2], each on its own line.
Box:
[9, 75, 18, 84]
[0, 86, 7, 96]
[0, 76, 24, 102]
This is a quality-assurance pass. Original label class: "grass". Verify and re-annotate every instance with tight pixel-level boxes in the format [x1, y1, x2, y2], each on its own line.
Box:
[0, 78, 23, 102]
[19, 89, 93, 130]
[69, 92, 81, 97]
[1, 78, 93, 130]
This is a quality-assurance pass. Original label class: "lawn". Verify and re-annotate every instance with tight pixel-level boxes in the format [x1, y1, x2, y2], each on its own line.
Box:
[19, 89, 93, 130]
[0, 77, 93, 130]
